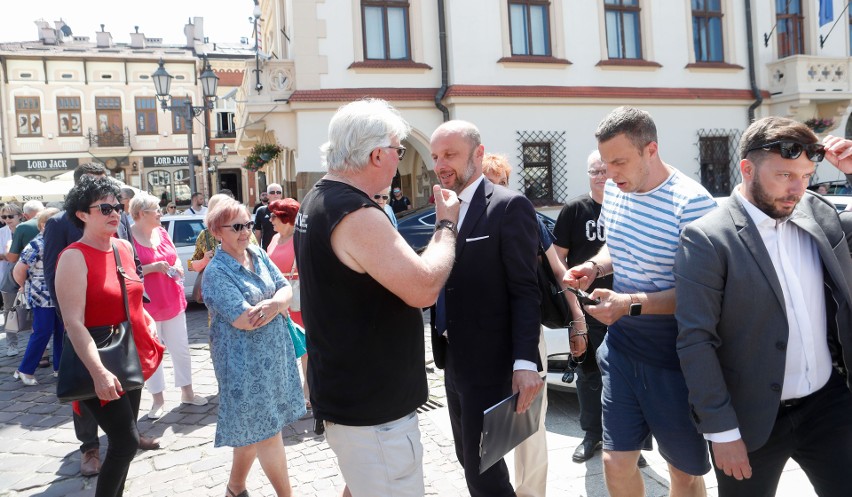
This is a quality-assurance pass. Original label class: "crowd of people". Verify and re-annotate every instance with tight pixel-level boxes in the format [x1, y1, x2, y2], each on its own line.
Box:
[4, 99, 852, 497]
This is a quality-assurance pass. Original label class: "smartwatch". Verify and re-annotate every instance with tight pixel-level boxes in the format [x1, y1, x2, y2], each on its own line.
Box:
[628, 294, 642, 316]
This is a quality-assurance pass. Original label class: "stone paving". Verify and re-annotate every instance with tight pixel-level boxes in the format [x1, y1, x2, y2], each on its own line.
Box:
[0, 304, 820, 496]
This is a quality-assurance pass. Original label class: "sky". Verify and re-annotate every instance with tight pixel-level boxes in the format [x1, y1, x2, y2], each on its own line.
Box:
[0, 0, 257, 45]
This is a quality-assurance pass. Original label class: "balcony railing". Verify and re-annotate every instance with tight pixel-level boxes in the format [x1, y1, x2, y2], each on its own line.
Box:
[88, 126, 130, 147]
[216, 130, 237, 139]
[767, 55, 852, 96]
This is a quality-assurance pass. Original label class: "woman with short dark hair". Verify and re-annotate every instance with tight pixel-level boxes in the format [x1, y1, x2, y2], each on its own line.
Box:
[56, 176, 164, 496]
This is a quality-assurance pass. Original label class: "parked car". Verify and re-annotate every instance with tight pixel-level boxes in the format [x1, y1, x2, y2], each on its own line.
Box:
[397, 204, 557, 253]
[822, 194, 852, 212]
[159, 213, 206, 300]
[397, 204, 576, 391]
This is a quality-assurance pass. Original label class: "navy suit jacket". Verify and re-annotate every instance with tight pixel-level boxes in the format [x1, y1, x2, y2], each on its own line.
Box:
[435, 180, 542, 386]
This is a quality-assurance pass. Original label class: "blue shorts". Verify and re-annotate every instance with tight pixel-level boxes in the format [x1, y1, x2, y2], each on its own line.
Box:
[598, 339, 710, 476]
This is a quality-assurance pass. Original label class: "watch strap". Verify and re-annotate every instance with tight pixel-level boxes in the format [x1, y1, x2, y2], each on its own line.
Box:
[435, 219, 457, 235]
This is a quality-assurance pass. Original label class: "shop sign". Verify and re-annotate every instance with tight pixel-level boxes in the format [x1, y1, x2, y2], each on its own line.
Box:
[143, 155, 199, 167]
[12, 158, 79, 172]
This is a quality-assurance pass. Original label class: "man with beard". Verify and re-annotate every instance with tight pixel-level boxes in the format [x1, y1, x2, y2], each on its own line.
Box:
[431, 120, 543, 497]
[674, 117, 852, 497]
[565, 107, 716, 497]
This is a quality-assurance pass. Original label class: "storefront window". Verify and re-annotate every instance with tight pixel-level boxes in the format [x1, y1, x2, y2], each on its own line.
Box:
[147, 169, 192, 207]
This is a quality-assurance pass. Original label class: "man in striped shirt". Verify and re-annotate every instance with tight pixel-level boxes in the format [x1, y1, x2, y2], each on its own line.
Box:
[566, 107, 717, 497]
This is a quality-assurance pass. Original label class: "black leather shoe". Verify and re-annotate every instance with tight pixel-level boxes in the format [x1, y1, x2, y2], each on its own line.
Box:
[637, 454, 648, 468]
[572, 436, 602, 462]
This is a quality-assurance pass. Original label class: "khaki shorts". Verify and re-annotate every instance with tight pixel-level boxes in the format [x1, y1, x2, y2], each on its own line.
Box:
[325, 412, 424, 497]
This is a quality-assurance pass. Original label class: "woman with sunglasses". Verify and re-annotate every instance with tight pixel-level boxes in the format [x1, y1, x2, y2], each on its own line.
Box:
[202, 198, 304, 497]
[0, 203, 24, 356]
[372, 186, 398, 229]
[266, 198, 311, 411]
[187, 195, 260, 303]
[165, 202, 177, 215]
[130, 193, 207, 420]
[55, 176, 164, 497]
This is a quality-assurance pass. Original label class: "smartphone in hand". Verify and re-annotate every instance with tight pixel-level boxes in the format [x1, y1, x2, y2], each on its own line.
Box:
[562, 286, 601, 306]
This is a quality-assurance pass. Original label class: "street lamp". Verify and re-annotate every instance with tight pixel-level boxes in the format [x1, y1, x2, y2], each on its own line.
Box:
[152, 57, 219, 196]
[204, 143, 229, 194]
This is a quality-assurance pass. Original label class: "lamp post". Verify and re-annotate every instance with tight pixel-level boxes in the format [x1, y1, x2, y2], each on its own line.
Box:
[152, 57, 219, 197]
[204, 143, 229, 194]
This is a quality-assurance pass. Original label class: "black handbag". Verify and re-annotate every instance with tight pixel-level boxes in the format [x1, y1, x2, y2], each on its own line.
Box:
[538, 243, 572, 329]
[56, 243, 144, 403]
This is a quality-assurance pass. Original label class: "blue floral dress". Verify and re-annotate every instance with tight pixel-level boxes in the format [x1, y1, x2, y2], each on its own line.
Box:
[202, 244, 306, 447]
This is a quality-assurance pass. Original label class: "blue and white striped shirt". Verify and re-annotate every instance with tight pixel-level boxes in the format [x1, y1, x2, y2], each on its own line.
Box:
[602, 170, 717, 369]
[602, 170, 717, 294]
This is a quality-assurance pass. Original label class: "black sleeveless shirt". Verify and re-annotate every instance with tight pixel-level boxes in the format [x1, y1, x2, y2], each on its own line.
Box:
[294, 179, 427, 425]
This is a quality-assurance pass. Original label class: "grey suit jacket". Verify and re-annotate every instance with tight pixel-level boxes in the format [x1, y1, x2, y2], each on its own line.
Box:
[674, 191, 852, 451]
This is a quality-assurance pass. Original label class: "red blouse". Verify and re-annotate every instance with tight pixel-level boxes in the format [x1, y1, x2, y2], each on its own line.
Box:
[62, 241, 164, 380]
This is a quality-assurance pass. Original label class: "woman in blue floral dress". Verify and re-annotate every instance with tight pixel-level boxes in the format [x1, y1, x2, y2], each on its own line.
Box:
[201, 198, 305, 497]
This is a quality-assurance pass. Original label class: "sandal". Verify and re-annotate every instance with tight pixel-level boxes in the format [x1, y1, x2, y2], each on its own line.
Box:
[226, 485, 249, 497]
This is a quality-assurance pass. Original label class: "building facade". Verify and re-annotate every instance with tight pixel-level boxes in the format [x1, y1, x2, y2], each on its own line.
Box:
[0, 18, 256, 206]
[234, 0, 852, 206]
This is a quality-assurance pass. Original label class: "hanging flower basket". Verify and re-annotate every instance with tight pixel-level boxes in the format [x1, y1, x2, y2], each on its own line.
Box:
[804, 117, 835, 134]
[241, 143, 283, 172]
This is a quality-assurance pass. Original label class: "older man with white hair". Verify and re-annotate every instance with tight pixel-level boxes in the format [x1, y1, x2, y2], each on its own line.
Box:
[295, 99, 459, 496]
[254, 183, 283, 249]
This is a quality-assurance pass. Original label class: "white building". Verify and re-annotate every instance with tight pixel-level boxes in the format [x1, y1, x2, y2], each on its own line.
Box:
[235, 0, 852, 205]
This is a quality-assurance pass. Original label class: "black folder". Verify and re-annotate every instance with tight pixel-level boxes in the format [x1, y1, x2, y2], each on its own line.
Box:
[479, 387, 544, 474]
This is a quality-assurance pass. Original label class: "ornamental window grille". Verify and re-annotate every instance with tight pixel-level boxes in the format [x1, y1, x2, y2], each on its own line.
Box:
[696, 129, 742, 196]
[516, 130, 568, 206]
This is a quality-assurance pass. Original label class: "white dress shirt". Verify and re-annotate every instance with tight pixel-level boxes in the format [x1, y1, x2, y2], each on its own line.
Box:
[706, 188, 833, 443]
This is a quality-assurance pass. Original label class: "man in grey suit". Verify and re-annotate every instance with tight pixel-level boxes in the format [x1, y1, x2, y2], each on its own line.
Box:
[674, 116, 852, 497]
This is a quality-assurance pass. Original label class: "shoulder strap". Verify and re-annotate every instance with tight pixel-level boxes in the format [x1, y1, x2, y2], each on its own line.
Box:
[111, 242, 131, 322]
[287, 257, 297, 278]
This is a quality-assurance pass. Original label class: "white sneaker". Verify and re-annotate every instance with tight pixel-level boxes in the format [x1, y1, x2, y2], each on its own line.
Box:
[6, 347, 18, 356]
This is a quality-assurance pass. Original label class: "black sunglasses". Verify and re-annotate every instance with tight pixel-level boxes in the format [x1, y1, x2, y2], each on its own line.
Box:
[373, 194, 390, 200]
[0, 215, 17, 220]
[88, 203, 124, 215]
[221, 221, 255, 232]
[746, 141, 826, 162]
[268, 190, 283, 195]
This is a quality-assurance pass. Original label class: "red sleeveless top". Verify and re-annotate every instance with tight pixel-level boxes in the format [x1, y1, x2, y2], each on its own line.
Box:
[62, 241, 164, 380]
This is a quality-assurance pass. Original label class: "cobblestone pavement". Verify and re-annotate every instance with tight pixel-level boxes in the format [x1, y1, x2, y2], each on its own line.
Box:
[0, 305, 818, 496]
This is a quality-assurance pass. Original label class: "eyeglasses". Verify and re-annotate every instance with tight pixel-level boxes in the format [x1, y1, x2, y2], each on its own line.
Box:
[373, 194, 390, 201]
[268, 190, 283, 195]
[384, 145, 406, 160]
[0, 215, 17, 220]
[745, 141, 826, 162]
[221, 221, 255, 232]
[143, 208, 162, 214]
[587, 169, 607, 177]
[88, 203, 124, 216]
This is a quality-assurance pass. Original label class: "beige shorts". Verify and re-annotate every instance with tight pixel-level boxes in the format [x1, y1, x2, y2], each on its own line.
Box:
[324, 411, 424, 497]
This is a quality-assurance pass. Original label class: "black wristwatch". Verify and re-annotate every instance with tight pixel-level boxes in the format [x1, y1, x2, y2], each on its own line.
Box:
[628, 294, 642, 316]
[435, 219, 457, 235]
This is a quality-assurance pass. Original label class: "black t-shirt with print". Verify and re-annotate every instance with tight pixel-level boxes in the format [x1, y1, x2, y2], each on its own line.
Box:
[553, 193, 613, 328]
